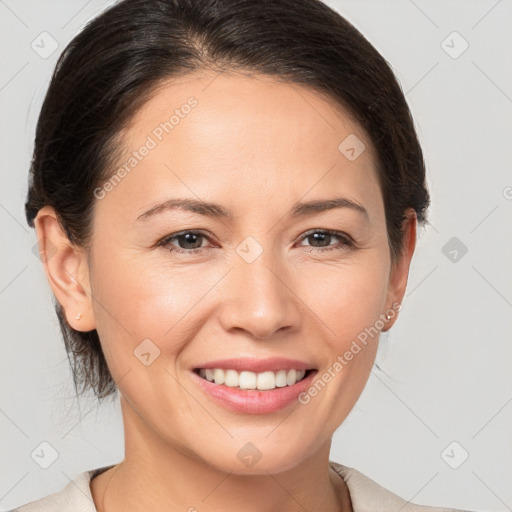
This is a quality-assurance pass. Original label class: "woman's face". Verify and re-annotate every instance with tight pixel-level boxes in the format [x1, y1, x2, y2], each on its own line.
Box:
[77, 71, 414, 473]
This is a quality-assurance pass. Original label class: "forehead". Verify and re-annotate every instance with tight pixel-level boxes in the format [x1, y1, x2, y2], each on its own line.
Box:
[100, 70, 383, 225]
[127, 70, 369, 152]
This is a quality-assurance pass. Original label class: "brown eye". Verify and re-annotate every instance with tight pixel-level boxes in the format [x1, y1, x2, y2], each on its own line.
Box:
[158, 231, 211, 254]
[297, 230, 354, 252]
[157, 229, 355, 255]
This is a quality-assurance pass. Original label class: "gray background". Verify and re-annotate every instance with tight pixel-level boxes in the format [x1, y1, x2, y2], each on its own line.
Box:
[1, 1, 511, 510]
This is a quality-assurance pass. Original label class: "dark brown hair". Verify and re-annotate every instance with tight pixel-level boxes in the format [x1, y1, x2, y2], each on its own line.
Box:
[25, 0, 429, 402]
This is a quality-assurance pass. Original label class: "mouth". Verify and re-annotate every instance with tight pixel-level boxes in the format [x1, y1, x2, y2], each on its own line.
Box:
[192, 367, 317, 391]
[191, 366, 319, 414]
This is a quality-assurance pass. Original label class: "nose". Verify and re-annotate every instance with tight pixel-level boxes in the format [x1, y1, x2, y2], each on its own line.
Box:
[217, 248, 302, 340]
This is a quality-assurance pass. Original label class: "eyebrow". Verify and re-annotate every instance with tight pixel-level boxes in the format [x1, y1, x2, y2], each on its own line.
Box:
[136, 196, 369, 222]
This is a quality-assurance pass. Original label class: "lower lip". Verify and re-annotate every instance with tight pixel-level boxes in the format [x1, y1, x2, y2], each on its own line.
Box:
[191, 369, 318, 415]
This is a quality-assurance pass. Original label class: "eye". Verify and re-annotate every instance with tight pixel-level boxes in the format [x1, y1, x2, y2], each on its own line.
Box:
[296, 229, 355, 252]
[157, 230, 213, 254]
[157, 229, 355, 255]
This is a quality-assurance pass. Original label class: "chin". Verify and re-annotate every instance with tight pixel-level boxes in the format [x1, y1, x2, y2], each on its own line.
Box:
[190, 436, 319, 476]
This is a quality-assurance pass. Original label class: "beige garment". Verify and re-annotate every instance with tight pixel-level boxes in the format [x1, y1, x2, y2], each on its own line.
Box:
[12, 461, 471, 512]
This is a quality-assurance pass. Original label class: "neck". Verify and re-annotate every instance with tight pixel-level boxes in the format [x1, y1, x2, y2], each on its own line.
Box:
[91, 396, 352, 512]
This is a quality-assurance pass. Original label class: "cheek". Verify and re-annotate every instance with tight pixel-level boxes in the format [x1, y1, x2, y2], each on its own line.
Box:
[297, 257, 388, 406]
[89, 251, 219, 364]
[301, 255, 389, 340]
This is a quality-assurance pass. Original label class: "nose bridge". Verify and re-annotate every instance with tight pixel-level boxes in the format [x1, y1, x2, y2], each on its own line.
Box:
[218, 236, 299, 339]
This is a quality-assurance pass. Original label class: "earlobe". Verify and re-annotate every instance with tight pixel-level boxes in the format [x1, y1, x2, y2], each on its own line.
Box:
[383, 208, 417, 331]
[33, 206, 96, 332]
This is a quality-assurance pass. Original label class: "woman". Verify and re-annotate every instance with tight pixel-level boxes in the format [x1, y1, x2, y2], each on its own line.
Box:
[14, 0, 472, 510]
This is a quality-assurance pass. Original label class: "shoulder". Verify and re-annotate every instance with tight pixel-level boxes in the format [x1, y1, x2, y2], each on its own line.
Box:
[329, 460, 472, 512]
[10, 466, 112, 512]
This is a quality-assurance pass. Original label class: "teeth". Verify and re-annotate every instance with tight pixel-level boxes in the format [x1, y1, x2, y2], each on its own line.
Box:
[198, 368, 307, 390]
[213, 368, 225, 385]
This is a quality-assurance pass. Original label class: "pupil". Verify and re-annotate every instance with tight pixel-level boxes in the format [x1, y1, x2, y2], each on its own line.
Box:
[311, 233, 329, 247]
[178, 233, 331, 250]
[181, 233, 201, 249]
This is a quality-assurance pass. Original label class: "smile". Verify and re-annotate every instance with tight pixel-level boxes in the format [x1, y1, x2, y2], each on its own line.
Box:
[194, 368, 314, 391]
[191, 367, 318, 414]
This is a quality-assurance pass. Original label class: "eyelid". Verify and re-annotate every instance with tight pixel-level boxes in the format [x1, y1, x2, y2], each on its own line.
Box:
[157, 228, 356, 254]
[294, 228, 355, 246]
[156, 229, 216, 249]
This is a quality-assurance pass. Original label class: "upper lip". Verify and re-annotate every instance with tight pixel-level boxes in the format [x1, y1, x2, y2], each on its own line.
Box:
[193, 357, 316, 373]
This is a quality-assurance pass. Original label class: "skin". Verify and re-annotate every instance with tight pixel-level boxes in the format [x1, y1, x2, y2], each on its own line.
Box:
[35, 70, 416, 512]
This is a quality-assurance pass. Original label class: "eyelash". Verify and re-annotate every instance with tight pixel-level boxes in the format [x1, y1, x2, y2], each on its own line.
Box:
[157, 229, 355, 255]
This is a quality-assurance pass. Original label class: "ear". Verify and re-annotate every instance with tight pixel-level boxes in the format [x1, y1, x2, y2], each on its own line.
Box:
[383, 208, 417, 331]
[33, 206, 96, 332]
